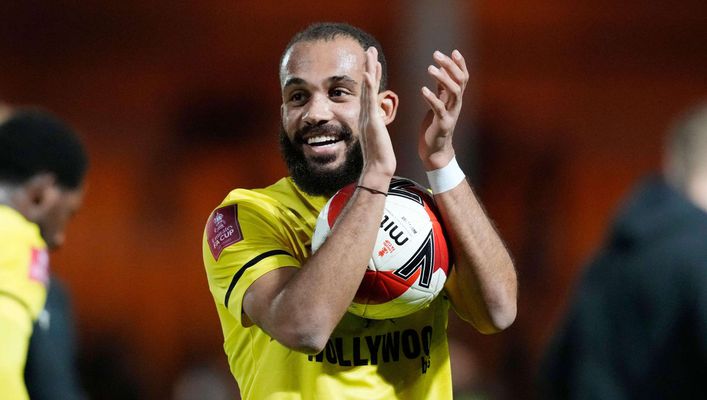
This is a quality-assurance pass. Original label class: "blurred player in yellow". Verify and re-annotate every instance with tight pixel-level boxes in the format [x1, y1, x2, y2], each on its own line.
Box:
[203, 22, 517, 399]
[0, 107, 88, 399]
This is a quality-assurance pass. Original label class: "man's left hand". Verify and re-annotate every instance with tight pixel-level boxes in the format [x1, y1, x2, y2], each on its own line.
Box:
[418, 49, 469, 171]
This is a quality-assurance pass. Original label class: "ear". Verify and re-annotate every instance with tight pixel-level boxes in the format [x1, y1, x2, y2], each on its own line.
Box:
[378, 90, 399, 126]
[21, 173, 60, 222]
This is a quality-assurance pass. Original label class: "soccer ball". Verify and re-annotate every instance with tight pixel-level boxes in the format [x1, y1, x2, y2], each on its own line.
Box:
[311, 177, 450, 319]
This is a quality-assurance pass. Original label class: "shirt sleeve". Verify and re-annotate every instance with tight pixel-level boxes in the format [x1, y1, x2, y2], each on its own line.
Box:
[0, 296, 32, 400]
[203, 199, 301, 325]
[0, 228, 48, 322]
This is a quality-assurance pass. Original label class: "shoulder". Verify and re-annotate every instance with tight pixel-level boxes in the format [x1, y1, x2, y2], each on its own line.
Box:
[205, 176, 324, 228]
[202, 179, 303, 261]
[213, 177, 297, 211]
[204, 179, 295, 228]
[0, 205, 44, 248]
[0, 207, 49, 317]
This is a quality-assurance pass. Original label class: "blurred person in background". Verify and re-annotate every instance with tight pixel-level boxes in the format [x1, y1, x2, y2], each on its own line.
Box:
[172, 358, 239, 400]
[24, 273, 85, 400]
[202, 22, 517, 399]
[0, 107, 88, 399]
[540, 102, 707, 399]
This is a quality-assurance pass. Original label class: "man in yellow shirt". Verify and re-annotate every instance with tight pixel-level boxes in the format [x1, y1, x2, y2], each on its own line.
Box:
[203, 22, 517, 399]
[0, 107, 88, 399]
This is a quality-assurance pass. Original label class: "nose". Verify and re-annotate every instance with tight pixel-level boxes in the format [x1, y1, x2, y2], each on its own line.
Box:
[302, 93, 333, 126]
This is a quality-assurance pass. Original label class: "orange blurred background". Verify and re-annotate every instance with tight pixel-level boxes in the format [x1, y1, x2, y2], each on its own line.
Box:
[1, 1, 706, 398]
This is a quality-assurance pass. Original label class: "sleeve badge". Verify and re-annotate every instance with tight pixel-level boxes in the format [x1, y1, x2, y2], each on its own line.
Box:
[206, 205, 243, 260]
[28, 247, 50, 285]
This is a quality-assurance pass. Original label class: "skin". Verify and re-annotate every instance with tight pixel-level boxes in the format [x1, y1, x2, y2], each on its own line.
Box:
[0, 174, 84, 250]
[418, 49, 517, 332]
[243, 37, 517, 354]
[687, 170, 707, 212]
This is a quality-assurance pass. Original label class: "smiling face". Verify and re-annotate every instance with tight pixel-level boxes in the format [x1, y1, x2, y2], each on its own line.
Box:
[279, 37, 367, 196]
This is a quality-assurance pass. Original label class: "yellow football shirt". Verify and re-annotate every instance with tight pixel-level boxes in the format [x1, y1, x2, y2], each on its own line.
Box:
[0, 205, 49, 400]
[203, 177, 453, 399]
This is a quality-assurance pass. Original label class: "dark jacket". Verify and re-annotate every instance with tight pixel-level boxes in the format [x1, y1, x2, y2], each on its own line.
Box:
[540, 177, 707, 399]
[25, 276, 84, 400]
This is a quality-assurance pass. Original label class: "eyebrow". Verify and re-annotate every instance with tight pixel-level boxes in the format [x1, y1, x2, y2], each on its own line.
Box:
[282, 75, 358, 90]
[283, 77, 306, 89]
[329, 75, 358, 86]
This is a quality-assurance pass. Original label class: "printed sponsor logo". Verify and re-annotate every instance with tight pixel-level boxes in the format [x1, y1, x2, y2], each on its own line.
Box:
[308, 325, 434, 374]
[380, 214, 409, 246]
[377, 240, 395, 258]
[207, 205, 243, 260]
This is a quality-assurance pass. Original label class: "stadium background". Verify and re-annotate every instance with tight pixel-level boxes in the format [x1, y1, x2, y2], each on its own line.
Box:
[1, 0, 705, 398]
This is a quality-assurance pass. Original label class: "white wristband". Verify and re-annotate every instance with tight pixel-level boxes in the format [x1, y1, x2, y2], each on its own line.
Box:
[425, 156, 466, 194]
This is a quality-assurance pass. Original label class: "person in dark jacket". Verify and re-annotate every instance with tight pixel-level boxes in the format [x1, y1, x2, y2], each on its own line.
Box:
[25, 274, 85, 400]
[540, 102, 707, 399]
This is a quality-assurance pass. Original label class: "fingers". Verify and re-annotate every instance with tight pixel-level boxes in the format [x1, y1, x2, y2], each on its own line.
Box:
[363, 47, 381, 95]
[359, 47, 396, 175]
[433, 50, 468, 89]
[363, 48, 381, 113]
[421, 50, 469, 130]
[426, 50, 469, 106]
[421, 86, 447, 118]
[419, 50, 466, 165]
[359, 47, 380, 131]
[451, 50, 469, 84]
[358, 74, 369, 131]
[368, 47, 383, 88]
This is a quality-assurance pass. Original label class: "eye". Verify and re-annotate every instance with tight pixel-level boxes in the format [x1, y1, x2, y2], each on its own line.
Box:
[329, 88, 350, 98]
[289, 91, 308, 104]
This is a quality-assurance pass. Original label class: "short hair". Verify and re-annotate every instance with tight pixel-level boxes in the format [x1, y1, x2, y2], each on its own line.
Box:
[0, 108, 88, 189]
[280, 22, 389, 91]
[664, 102, 707, 189]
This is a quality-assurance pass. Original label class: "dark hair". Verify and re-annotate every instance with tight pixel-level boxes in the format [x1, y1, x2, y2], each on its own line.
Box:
[0, 108, 88, 189]
[281, 22, 389, 91]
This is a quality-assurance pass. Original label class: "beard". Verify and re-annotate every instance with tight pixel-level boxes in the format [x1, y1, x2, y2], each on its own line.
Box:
[279, 122, 363, 197]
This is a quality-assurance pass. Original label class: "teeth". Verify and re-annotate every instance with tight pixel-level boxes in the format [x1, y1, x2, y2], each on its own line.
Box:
[307, 135, 338, 145]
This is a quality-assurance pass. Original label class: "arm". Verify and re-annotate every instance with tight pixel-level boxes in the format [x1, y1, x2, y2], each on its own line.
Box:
[419, 50, 517, 333]
[243, 48, 397, 353]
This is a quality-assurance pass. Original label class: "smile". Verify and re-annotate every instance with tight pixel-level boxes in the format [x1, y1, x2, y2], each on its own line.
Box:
[306, 135, 342, 147]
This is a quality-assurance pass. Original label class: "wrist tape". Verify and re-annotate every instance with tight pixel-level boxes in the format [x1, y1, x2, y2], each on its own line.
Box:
[425, 156, 465, 194]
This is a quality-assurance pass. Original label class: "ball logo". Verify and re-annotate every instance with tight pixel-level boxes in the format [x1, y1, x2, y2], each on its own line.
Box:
[377, 240, 396, 258]
[393, 231, 434, 289]
[380, 214, 409, 246]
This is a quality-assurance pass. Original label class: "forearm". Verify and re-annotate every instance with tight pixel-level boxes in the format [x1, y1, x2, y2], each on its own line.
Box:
[252, 172, 391, 352]
[435, 180, 517, 333]
[413, 48, 514, 331]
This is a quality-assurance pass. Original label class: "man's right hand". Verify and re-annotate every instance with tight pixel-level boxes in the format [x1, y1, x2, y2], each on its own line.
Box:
[358, 47, 396, 190]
